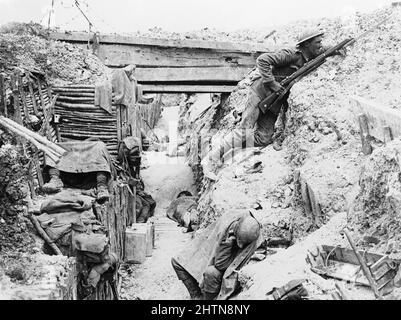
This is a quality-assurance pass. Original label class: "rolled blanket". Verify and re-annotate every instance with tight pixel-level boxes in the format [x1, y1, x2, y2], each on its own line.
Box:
[40, 190, 94, 214]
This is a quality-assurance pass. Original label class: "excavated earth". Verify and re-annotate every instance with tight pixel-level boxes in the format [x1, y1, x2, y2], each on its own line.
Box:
[0, 22, 109, 85]
[0, 23, 110, 299]
[1, 5, 401, 300]
[181, 5, 401, 300]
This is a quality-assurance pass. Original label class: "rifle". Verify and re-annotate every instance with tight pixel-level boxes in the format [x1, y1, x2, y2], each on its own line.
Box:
[258, 38, 352, 114]
[258, 14, 393, 114]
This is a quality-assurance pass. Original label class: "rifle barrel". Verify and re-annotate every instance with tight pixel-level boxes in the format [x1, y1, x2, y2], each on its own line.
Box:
[259, 38, 353, 113]
[257, 9, 394, 115]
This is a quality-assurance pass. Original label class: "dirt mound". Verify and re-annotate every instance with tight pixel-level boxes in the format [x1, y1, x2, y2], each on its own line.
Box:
[349, 140, 401, 259]
[0, 142, 35, 255]
[235, 6, 401, 299]
[0, 22, 109, 85]
[178, 5, 401, 300]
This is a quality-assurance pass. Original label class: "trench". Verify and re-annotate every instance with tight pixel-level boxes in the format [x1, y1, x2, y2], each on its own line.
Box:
[120, 102, 196, 300]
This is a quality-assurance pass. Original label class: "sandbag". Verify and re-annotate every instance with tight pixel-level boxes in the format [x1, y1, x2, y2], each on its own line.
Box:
[72, 232, 108, 254]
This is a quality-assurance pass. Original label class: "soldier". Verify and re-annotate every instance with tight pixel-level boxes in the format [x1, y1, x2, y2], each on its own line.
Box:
[42, 140, 113, 203]
[171, 211, 262, 300]
[166, 192, 199, 232]
[201, 29, 332, 180]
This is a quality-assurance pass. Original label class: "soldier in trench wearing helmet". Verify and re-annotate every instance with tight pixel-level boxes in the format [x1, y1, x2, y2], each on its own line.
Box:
[201, 29, 337, 180]
[171, 211, 262, 300]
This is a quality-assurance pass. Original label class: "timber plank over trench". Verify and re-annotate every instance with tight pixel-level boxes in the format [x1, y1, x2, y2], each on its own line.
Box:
[50, 31, 274, 92]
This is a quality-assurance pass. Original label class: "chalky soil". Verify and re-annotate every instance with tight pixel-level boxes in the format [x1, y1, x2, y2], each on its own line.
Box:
[120, 105, 196, 300]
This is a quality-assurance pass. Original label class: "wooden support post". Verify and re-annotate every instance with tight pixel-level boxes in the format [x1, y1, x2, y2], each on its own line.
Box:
[10, 74, 22, 124]
[0, 74, 5, 116]
[17, 74, 30, 123]
[34, 151, 44, 188]
[116, 104, 122, 143]
[383, 126, 393, 144]
[307, 184, 323, 226]
[300, 178, 312, 217]
[27, 159, 36, 198]
[358, 113, 373, 155]
[47, 85, 53, 100]
[37, 79, 46, 110]
[49, 94, 60, 142]
[343, 229, 381, 299]
[43, 95, 56, 141]
[132, 186, 136, 224]
[28, 81, 39, 116]
[122, 105, 129, 139]
[42, 104, 52, 141]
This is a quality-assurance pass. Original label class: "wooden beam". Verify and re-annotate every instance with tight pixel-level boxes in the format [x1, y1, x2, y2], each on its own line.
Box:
[141, 84, 236, 93]
[10, 74, 22, 124]
[383, 126, 393, 144]
[0, 74, 5, 116]
[96, 44, 260, 68]
[358, 113, 373, 155]
[17, 74, 30, 123]
[351, 95, 401, 143]
[28, 82, 39, 116]
[135, 66, 249, 82]
[50, 31, 269, 52]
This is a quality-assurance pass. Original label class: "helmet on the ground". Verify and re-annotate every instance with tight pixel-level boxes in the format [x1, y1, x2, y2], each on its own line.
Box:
[296, 29, 324, 46]
[236, 215, 260, 248]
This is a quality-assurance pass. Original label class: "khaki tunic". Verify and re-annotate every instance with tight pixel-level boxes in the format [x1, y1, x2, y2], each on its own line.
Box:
[175, 211, 263, 300]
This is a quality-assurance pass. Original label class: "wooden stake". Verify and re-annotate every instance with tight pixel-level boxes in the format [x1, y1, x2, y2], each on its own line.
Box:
[37, 79, 46, 110]
[27, 159, 36, 198]
[343, 229, 381, 299]
[358, 113, 373, 155]
[0, 74, 5, 116]
[34, 151, 44, 188]
[10, 74, 22, 124]
[28, 81, 39, 116]
[17, 74, 30, 123]
[116, 104, 122, 143]
[28, 213, 63, 255]
[383, 126, 393, 144]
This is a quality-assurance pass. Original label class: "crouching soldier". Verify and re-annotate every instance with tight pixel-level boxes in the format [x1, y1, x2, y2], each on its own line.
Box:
[171, 211, 262, 300]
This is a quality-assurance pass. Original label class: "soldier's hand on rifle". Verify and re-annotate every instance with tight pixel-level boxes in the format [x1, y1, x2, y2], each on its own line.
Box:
[332, 47, 347, 57]
[269, 81, 285, 94]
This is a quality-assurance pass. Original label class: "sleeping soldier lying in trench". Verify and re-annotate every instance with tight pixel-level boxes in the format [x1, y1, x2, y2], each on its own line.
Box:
[166, 191, 200, 232]
[201, 29, 343, 180]
[171, 211, 262, 300]
[42, 139, 114, 204]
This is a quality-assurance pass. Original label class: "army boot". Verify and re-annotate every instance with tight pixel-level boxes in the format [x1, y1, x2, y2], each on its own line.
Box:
[42, 167, 63, 193]
[96, 172, 110, 203]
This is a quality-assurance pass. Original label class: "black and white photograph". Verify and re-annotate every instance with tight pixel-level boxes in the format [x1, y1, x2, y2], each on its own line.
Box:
[0, 0, 401, 309]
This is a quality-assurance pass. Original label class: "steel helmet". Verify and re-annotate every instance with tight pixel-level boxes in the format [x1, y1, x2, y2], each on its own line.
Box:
[236, 215, 261, 248]
[296, 29, 324, 46]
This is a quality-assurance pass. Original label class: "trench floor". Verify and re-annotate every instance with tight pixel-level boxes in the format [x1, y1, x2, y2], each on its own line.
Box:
[120, 106, 195, 300]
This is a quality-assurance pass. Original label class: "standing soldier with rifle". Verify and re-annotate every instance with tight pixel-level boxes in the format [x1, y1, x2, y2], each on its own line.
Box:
[242, 29, 328, 151]
[201, 29, 348, 180]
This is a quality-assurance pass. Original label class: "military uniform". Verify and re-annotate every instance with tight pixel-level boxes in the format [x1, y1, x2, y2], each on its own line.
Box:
[172, 211, 262, 300]
[203, 48, 310, 170]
